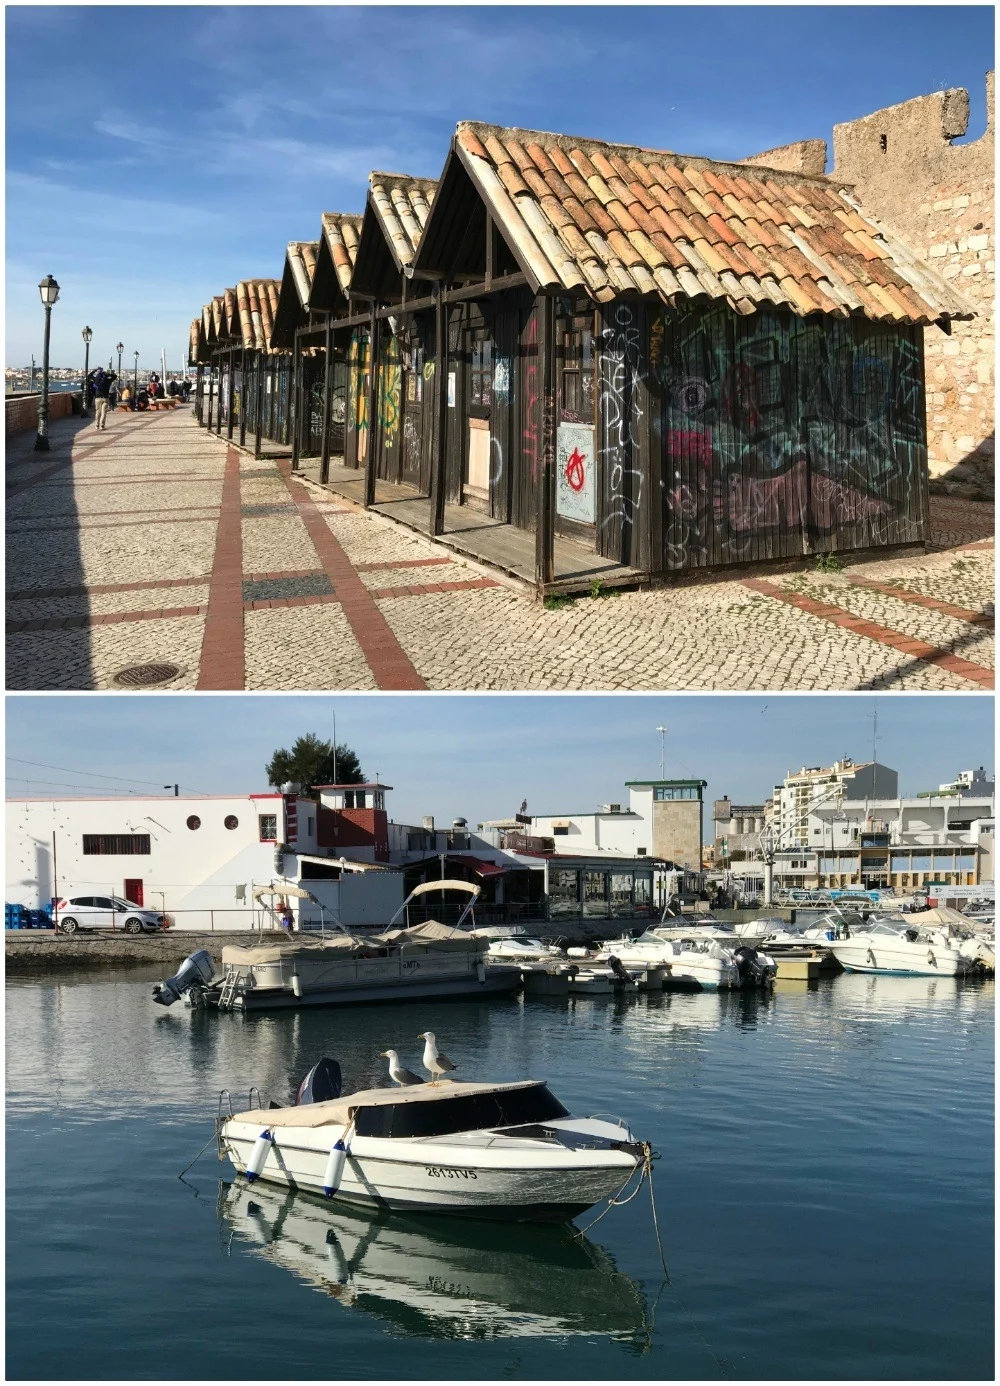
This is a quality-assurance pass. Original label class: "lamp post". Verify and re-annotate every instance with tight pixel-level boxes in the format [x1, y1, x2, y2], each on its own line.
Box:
[133, 349, 139, 397]
[116, 341, 124, 382]
[81, 326, 93, 416]
[34, 274, 60, 452]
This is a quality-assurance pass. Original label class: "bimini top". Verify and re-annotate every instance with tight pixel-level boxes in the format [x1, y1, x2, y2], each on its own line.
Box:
[230, 1079, 566, 1135]
[430, 120, 975, 325]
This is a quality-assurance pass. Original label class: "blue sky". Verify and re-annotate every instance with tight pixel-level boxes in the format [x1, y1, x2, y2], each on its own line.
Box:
[5, 6, 994, 371]
[5, 695, 994, 825]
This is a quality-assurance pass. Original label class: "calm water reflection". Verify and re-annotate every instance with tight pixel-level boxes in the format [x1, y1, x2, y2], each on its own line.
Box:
[6, 969, 994, 1380]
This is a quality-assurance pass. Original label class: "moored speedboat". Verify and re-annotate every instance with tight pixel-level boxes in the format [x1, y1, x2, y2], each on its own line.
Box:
[218, 1076, 647, 1222]
[830, 921, 973, 977]
[592, 927, 775, 990]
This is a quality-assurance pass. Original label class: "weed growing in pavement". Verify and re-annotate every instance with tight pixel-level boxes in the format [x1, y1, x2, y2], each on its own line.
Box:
[543, 594, 575, 611]
[814, 552, 842, 573]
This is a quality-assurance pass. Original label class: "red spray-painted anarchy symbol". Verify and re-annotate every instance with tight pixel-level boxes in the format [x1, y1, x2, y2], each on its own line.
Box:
[564, 447, 587, 493]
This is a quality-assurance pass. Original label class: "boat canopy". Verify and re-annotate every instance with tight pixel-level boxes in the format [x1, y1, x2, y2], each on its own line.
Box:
[220, 919, 486, 967]
[230, 1078, 559, 1130]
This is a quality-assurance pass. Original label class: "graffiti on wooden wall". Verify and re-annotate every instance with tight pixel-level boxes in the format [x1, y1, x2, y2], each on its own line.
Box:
[653, 303, 925, 568]
[348, 331, 370, 435]
[597, 303, 644, 543]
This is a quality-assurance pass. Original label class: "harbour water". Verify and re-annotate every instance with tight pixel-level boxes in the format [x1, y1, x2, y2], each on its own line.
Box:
[6, 969, 994, 1380]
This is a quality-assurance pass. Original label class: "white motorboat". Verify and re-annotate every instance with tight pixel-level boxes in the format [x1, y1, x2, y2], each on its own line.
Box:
[218, 1076, 647, 1222]
[153, 917, 521, 1012]
[593, 927, 775, 990]
[830, 920, 974, 977]
[218, 1179, 650, 1341]
[483, 935, 565, 965]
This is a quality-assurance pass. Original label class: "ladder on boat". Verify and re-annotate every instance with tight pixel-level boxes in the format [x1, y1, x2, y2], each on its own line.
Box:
[217, 971, 241, 1011]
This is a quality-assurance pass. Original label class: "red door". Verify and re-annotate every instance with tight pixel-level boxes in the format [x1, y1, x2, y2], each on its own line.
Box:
[123, 879, 144, 906]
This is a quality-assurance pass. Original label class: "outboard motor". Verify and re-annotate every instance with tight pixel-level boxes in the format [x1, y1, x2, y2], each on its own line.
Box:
[152, 949, 215, 1007]
[296, 1058, 343, 1106]
[733, 945, 767, 987]
[607, 954, 637, 987]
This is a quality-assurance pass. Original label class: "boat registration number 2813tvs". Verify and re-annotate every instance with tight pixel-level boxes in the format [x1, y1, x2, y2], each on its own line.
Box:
[218, 1078, 649, 1223]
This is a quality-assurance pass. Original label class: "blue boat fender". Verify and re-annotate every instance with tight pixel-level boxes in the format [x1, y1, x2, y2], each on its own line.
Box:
[245, 1129, 274, 1183]
[323, 1138, 348, 1198]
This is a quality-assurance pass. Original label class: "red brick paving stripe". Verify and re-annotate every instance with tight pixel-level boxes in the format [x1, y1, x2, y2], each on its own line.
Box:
[743, 578, 995, 687]
[7, 604, 207, 634]
[197, 446, 245, 690]
[354, 557, 454, 572]
[244, 569, 324, 583]
[7, 574, 211, 602]
[243, 594, 341, 612]
[845, 577, 994, 627]
[279, 460, 425, 690]
[372, 578, 500, 599]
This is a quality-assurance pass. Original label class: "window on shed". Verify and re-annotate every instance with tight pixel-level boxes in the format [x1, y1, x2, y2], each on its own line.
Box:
[82, 834, 151, 856]
[469, 329, 492, 411]
[556, 298, 595, 424]
[258, 814, 278, 842]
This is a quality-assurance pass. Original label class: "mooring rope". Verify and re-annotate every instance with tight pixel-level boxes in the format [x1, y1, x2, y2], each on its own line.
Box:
[177, 1129, 221, 1181]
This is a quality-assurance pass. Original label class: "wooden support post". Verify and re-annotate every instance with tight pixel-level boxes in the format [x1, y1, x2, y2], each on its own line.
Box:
[206, 359, 215, 433]
[320, 315, 333, 485]
[535, 294, 556, 593]
[363, 306, 380, 507]
[291, 335, 302, 471]
[254, 356, 264, 458]
[238, 347, 247, 449]
[429, 284, 448, 536]
[485, 212, 494, 294]
[226, 347, 236, 441]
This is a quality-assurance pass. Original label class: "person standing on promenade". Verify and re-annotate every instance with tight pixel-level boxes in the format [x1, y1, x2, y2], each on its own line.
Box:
[92, 369, 111, 429]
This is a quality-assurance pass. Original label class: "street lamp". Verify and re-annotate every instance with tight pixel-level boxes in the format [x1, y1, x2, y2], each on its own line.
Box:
[133, 350, 139, 397]
[34, 274, 60, 452]
[116, 341, 124, 382]
[81, 326, 93, 416]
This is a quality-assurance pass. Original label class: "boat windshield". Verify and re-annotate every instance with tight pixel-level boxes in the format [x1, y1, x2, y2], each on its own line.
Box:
[353, 1083, 570, 1139]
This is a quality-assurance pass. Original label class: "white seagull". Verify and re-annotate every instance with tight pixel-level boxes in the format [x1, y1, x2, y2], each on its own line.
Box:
[418, 1030, 457, 1083]
[380, 1049, 424, 1086]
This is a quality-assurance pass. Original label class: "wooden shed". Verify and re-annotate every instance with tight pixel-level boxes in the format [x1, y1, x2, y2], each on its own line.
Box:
[404, 122, 976, 589]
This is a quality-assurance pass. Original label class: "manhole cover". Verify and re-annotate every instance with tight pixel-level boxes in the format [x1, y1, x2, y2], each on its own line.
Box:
[112, 663, 182, 688]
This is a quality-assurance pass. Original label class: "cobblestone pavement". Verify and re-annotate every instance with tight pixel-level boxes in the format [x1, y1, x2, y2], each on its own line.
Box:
[6, 410, 995, 691]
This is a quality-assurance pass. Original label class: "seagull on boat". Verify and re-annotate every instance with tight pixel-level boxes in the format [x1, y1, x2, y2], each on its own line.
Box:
[380, 1049, 424, 1086]
[418, 1031, 457, 1082]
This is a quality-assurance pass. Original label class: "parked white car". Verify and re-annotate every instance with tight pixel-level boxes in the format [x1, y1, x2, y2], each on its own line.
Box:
[55, 894, 166, 934]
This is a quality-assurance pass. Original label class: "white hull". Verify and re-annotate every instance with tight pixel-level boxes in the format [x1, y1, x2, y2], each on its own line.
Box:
[221, 1118, 638, 1221]
[598, 942, 737, 990]
[831, 939, 969, 976]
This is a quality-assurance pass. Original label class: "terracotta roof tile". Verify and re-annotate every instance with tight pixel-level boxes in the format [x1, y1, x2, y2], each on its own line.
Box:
[320, 211, 364, 289]
[366, 174, 434, 269]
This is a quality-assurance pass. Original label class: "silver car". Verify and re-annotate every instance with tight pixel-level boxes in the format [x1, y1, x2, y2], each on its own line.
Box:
[55, 894, 165, 934]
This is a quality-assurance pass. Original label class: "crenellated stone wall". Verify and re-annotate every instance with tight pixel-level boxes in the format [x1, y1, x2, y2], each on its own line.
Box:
[744, 75, 994, 499]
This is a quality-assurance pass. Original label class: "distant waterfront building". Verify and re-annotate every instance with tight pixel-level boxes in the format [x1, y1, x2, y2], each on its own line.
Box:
[6, 778, 680, 929]
[520, 778, 707, 874]
[713, 800, 767, 862]
[769, 758, 899, 849]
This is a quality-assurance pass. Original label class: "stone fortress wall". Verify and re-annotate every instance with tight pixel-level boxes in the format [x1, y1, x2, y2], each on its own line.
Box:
[746, 73, 994, 500]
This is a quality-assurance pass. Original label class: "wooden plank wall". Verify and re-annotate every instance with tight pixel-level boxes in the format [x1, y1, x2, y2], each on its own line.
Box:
[650, 302, 928, 571]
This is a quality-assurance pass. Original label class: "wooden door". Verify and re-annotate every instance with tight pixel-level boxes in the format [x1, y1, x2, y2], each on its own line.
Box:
[123, 879, 144, 906]
[463, 322, 493, 511]
[401, 335, 425, 490]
